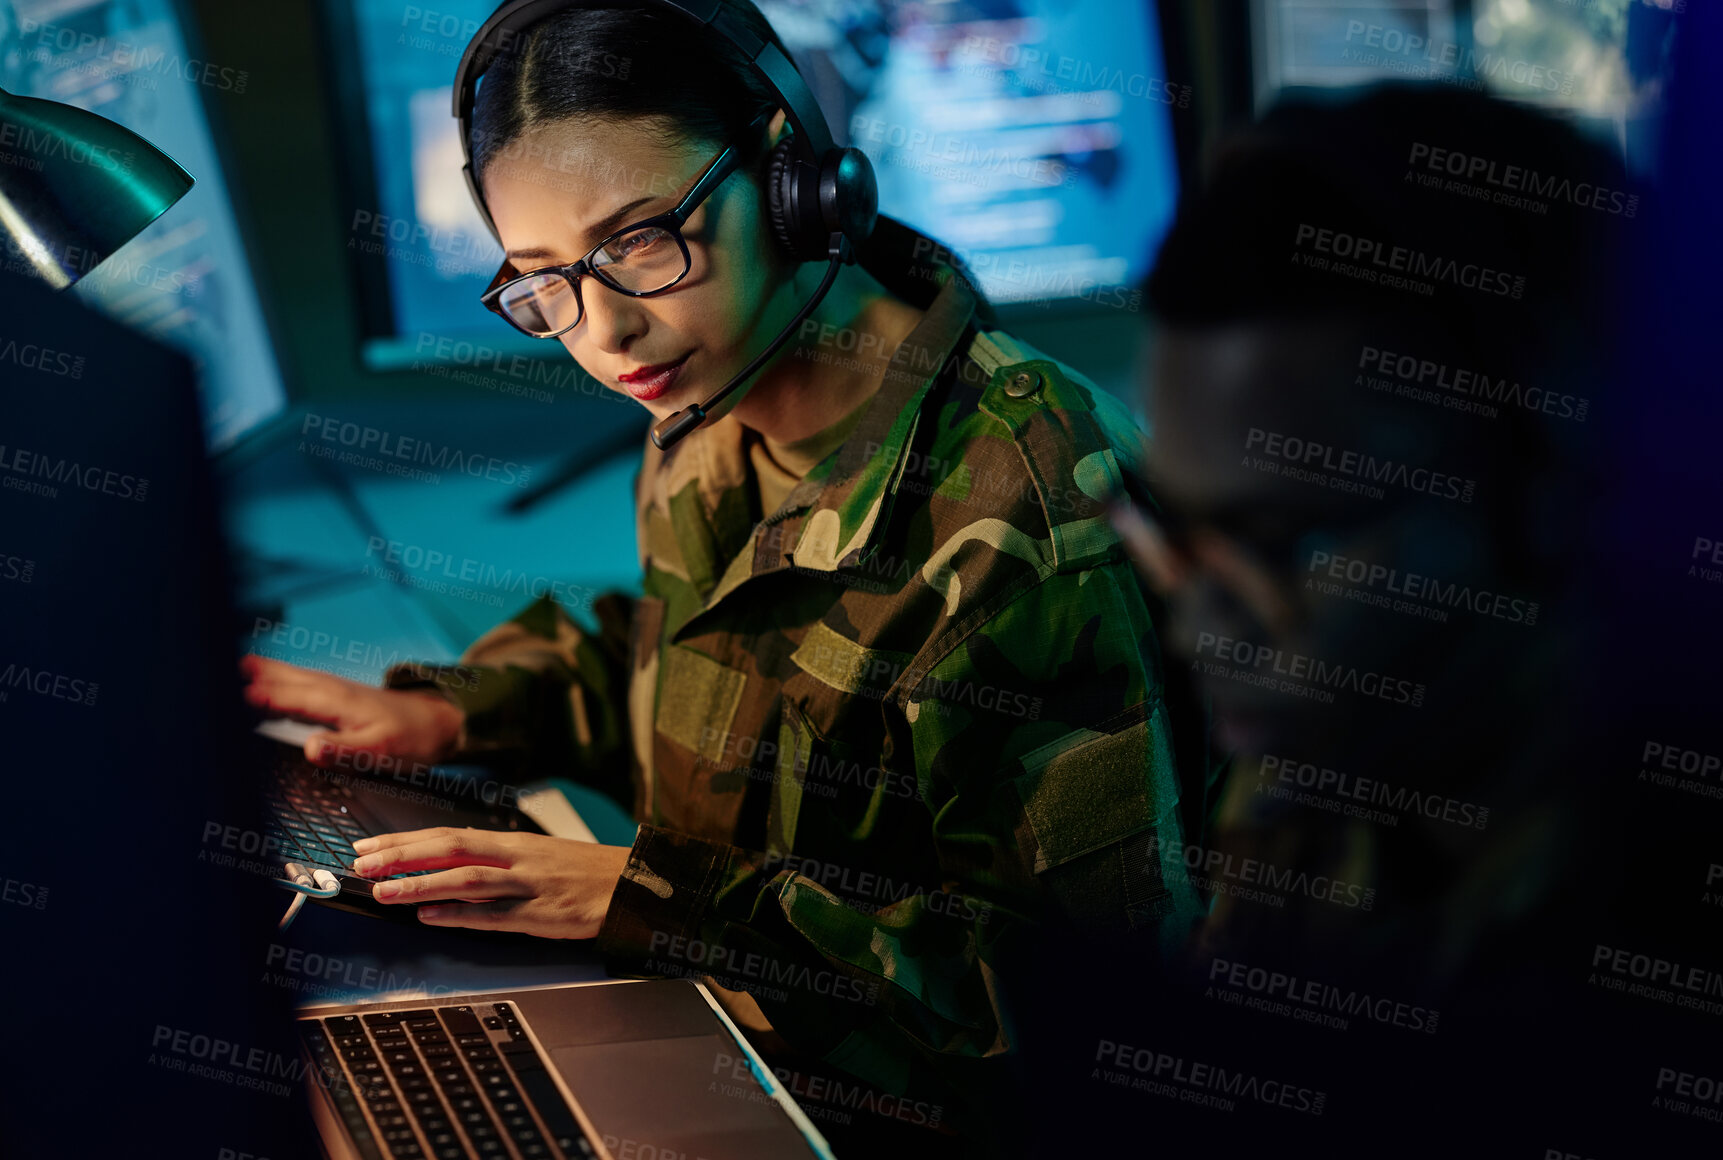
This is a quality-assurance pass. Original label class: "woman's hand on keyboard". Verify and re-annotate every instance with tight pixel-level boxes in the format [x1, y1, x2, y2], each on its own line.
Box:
[348, 827, 632, 940]
[240, 655, 465, 769]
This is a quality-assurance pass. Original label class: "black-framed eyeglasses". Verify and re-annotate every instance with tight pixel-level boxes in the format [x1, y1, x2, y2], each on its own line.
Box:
[480, 114, 769, 339]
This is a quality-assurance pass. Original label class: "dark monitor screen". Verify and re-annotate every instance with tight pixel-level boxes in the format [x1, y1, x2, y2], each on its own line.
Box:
[0, 0, 290, 453]
[337, 0, 1183, 367]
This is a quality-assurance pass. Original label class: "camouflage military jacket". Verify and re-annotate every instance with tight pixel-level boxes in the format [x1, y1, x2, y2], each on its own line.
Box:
[386, 236, 1199, 1142]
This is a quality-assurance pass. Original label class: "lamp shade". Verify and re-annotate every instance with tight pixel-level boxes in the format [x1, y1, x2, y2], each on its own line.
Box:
[0, 84, 194, 290]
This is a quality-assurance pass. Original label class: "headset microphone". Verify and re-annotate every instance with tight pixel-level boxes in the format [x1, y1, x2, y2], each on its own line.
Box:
[650, 233, 847, 450]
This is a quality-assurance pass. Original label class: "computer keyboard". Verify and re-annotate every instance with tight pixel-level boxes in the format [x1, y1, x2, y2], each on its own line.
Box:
[262, 762, 434, 882]
[300, 1002, 597, 1160]
[265, 769, 370, 871]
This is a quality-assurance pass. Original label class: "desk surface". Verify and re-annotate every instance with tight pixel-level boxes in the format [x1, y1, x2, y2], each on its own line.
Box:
[278, 897, 612, 1008]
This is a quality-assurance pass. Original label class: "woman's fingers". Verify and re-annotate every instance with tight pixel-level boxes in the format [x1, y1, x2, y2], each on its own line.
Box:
[1106, 497, 1185, 594]
[302, 721, 395, 766]
[369, 865, 525, 905]
[351, 828, 514, 876]
[245, 679, 353, 725]
[415, 899, 537, 933]
[242, 654, 300, 681]
[352, 827, 464, 855]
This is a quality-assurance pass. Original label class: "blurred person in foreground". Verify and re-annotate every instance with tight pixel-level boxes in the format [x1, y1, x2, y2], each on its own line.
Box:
[1077, 85, 1640, 1154]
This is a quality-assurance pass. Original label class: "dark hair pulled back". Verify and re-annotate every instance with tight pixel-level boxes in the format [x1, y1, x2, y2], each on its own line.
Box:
[470, 1, 790, 179]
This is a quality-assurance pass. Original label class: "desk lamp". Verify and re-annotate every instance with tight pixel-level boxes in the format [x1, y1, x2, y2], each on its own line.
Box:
[0, 83, 193, 290]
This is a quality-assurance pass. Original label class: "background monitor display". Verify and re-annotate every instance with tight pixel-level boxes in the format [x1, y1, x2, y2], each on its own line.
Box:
[340, 0, 1184, 365]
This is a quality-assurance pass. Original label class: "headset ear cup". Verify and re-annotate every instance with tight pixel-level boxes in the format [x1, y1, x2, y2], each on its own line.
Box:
[765, 137, 804, 259]
[823, 146, 878, 252]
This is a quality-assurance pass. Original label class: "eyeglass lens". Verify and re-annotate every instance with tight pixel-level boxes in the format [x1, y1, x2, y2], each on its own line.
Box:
[499, 224, 688, 336]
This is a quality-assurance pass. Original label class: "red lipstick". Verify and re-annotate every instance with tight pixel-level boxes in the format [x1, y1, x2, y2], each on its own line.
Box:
[616, 353, 691, 401]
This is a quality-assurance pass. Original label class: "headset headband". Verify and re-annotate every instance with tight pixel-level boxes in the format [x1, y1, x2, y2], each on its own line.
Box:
[452, 0, 837, 239]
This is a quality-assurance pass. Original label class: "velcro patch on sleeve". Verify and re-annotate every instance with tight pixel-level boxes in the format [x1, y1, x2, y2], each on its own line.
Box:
[790, 621, 913, 697]
[655, 644, 745, 764]
[1013, 712, 1173, 873]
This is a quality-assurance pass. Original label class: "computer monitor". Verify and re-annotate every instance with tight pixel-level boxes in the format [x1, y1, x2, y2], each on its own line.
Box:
[0, 0, 290, 455]
[1251, 0, 1673, 133]
[327, 0, 1185, 368]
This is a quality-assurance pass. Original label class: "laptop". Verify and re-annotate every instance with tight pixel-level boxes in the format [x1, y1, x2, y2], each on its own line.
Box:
[297, 977, 834, 1160]
[253, 714, 837, 1160]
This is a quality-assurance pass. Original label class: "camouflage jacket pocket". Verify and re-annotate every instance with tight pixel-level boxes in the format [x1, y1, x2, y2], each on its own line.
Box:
[1011, 701, 1186, 931]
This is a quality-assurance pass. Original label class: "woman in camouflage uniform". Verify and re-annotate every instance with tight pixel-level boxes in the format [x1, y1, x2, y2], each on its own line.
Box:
[244, 2, 1198, 1151]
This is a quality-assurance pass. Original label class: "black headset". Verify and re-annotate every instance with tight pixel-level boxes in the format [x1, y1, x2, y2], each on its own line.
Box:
[453, 0, 878, 261]
[453, 2, 879, 448]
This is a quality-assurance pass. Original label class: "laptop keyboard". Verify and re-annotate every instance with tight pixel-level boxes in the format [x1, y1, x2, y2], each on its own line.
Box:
[300, 1002, 597, 1160]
